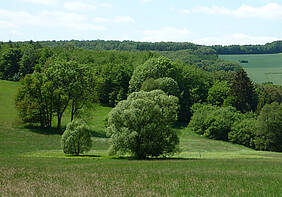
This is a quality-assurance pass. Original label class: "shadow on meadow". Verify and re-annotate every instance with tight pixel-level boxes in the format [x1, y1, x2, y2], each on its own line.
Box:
[111, 156, 200, 161]
[23, 125, 65, 135]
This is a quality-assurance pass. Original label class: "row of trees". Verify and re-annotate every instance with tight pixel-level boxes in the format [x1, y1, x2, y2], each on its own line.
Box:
[36, 40, 282, 54]
[3, 40, 281, 62]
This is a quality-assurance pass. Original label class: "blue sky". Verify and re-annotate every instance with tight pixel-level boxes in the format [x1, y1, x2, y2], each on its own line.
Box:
[1, 0, 282, 45]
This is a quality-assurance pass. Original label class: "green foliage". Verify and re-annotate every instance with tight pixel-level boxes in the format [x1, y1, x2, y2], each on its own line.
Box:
[256, 83, 282, 113]
[0, 48, 22, 80]
[16, 59, 96, 129]
[141, 77, 180, 96]
[255, 102, 282, 152]
[203, 106, 242, 140]
[179, 65, 213, 122]
[189, 104, 243, 141]
[61, 120, 92, 155]
[207, 80, 230, 106]
[107, 90, 179, 159]
[230, 69, 258, 113]
[188, 104, 218, 135]
[229, 113, 257, 148]
[129, 56, 178, 93]
[208, 60, 241, 72]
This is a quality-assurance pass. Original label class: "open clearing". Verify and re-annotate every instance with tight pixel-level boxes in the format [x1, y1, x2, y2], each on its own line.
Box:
[1, 80, 282, 196]
[219, 53, 282, 85]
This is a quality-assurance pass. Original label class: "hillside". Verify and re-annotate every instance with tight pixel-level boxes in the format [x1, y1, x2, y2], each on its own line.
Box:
[1, 80, 282, 196]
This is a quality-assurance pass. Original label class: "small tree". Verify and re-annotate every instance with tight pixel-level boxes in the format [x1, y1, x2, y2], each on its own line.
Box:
[61, 120, 92, 155]
[107, 90, 179, 159]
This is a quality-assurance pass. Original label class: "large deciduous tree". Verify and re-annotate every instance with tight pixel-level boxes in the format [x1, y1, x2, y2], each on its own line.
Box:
[16, 59, 95, 129]
[107, 90, 179, 159]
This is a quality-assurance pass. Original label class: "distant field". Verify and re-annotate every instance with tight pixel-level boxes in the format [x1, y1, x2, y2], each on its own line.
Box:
[1, 80, 282, 196]
[219, 53, 282, 85]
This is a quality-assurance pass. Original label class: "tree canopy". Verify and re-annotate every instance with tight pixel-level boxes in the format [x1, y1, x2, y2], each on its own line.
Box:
[107, 90, 179, 159]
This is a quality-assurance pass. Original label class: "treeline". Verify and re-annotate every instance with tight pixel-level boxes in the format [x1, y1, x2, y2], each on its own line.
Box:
[6, 39, 281, 54]
[212, 40, 282, 54]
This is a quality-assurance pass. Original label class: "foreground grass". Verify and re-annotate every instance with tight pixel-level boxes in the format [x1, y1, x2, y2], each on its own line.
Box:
[1, 80, 282, 196]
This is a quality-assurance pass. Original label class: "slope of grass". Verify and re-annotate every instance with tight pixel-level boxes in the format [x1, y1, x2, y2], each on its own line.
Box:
[0, 80, 19, 124]
[219, 53, 282, 85]
[1, 79, 282, 196]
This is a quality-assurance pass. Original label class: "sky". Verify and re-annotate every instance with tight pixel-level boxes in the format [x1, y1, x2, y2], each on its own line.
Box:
[1, 0, 282, 45]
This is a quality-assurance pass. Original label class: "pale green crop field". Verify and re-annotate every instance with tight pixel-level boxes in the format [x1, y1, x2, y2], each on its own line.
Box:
[219, 53, 282, 85]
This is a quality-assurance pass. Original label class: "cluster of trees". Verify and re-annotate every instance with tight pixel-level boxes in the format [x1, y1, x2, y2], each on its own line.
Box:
[188, 72, 282, 152]
[15, 50, 156, 127]
[10, 40, 282, 158]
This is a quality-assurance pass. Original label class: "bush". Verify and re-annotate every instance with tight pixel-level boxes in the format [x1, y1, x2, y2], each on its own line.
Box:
[229, 113, 256, 148]
[204, 106, 242, 140]
[189, 104, 242, 140]
[188, 103, 218, 135]
[107, 90, 179, 159]
[61, 120, 92, 155]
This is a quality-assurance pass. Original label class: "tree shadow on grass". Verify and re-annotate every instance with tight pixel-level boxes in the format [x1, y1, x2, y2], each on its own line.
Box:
[24, 125, 64, 135]
[65, 154, 102, 158]
[90, 130, 108, 138]
[112, 156, 200, 161]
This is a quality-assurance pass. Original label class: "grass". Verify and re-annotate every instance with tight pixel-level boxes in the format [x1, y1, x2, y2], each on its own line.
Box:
[219, 53, 282, 85]
[1, 79, 282, 196]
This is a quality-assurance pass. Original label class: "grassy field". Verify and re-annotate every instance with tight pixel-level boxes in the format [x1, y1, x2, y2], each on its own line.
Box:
[219, 53, 282, 85]
[1, 79, 282, 196]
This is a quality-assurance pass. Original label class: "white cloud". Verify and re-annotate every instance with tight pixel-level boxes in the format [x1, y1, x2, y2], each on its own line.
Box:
[63, 1, 97, 11]
[193, 34, 280, 46]
[142, 27, 192, 42]
[141, 0, 152, 3]
[234, 3, 282, 19]
[180, 3, 282, 20]
[0, 9, 105, 31]
[22, 0, 58, 6]
[93, 16, 135, 23]
[93, 17, 111, 23]
[100, 3, 113, 9]
[114, 16, 135, 23]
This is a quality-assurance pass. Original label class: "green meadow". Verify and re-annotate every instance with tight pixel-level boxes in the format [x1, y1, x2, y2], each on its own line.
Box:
[1, 79, 282, 196]
[219, 53, 282, 85]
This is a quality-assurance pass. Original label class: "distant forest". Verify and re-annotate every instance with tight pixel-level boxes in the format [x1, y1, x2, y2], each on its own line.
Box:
[32, 39, 282, 54]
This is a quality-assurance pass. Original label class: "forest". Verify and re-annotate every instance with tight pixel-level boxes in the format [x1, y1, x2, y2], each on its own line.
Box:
[1, 40, 282, 158]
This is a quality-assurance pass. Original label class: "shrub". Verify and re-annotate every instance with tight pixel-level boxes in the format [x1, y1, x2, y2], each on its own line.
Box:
[189, 104, 243, 141]
[61, 120, 92, 155]
[188, 103, 218, 135]
[229, 113, 256, 148]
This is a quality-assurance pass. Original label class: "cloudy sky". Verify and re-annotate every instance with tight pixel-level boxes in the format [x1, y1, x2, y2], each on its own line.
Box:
[1, 0, 282, 45]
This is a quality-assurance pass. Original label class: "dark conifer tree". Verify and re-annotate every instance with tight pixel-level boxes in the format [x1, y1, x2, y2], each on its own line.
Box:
[230, 69, 258, 113]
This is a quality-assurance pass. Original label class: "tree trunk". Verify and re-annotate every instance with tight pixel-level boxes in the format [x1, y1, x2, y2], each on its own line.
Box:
[71, 100, 75, 122]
